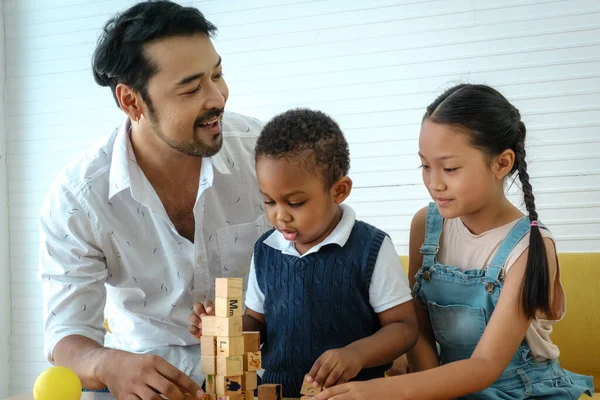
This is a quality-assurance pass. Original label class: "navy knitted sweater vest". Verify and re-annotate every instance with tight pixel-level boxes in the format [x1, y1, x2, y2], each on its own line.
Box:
[254, 220, 390, 398]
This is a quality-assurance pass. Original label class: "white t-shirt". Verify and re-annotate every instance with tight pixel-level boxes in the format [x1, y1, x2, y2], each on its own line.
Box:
[245, 204, 413, 314]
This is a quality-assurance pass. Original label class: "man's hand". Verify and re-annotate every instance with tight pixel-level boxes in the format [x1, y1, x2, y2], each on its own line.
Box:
[188, 300, 215, 339]
[97, 349, 205, 399]
[306, 347, 363, 389]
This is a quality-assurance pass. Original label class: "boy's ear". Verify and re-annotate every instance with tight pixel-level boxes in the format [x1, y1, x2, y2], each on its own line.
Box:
[331, 176, 352, 204]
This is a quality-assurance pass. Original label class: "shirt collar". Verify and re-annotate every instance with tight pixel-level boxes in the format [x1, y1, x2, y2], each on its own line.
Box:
[108, 118, 135, 200]
[263, 203, 356, 258]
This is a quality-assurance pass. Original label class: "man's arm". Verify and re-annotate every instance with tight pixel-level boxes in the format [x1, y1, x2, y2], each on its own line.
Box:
[41, 185, 204, 399]
[39, 184, 109, 388]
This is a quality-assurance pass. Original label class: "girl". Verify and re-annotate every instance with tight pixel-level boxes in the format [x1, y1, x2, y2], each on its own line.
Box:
[316, 84, 594, 399]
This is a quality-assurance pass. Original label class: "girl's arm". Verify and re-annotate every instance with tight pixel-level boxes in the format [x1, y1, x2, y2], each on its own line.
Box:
[316, 237, 559, 400]
[405, 207, 440, 372]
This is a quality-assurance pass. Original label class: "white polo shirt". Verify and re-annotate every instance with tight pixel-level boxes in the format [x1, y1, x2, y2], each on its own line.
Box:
[245, 204, 413, 314]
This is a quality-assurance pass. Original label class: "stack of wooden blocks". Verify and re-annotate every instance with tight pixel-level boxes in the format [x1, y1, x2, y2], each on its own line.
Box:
[201, 278, 262, 400]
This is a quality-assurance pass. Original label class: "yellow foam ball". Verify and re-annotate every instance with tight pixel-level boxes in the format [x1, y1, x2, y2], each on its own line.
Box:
[33, 366, 82, 400]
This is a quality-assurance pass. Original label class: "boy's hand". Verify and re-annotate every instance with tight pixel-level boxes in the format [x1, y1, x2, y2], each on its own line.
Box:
[306, 347, 363, 389]
[188, 300, 215, 339]
[386, 354, 410, 376]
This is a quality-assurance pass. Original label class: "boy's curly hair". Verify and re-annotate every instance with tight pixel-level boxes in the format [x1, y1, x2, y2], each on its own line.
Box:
[255, 108, 350, 187]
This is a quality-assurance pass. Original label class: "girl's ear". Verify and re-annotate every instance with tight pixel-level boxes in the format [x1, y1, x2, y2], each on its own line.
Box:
[491, 149, 515, 180]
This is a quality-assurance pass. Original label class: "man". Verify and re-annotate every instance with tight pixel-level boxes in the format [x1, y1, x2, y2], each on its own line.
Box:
[38, 1, 269, 399]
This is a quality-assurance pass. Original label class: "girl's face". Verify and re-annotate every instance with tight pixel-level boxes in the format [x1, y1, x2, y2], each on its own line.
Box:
[418, 120, 505, 220]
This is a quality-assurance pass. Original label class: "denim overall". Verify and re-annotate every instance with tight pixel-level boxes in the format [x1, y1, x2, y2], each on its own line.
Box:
[413, 203, 594, 399]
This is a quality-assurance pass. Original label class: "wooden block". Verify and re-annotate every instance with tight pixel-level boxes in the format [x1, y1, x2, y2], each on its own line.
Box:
[243, 331, 261, 352]
[202, 316, 217, 336]
[216, 278, 243, 298]
[217, 355, 244, 376]
[216, 375, 243, 396]
[205, 374, 216, 394]
[258, 384, 282, 400]
[216, 296, 243, 317]
[201, 335, 218, 356]
[201, 356, 216, 375]
[243, 351, 262, 372]
[216, 395, 244, 400]
[205, 394, 217, 400]
[242, 371, 257, 391]
[300, 374, 322, 396]
[217, 335, 244, 357]
[203, 316, 243, 337]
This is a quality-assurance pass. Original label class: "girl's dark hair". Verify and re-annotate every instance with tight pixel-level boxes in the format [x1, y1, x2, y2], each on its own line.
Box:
[92, 0, 217, 111]
[424, 83, 551, 319]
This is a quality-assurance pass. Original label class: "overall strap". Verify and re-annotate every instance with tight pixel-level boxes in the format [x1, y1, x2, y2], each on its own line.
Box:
[420, 203, 444, 268]
[488, 217, 542, 269]
[485, 217, 549, 286]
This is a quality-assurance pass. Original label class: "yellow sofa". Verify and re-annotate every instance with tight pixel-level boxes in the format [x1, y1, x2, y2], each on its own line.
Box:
[401, 253, 599, 398]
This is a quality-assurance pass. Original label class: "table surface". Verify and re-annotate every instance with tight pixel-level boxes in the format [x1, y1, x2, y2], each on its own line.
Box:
[4, 394, 291, 400]
[4, 394, 99, 400]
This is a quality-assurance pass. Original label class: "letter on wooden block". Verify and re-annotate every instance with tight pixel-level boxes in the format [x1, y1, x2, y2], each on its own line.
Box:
[243, 351, 262, 372]
[217, 335, 244, 357]
[216, 296, 243, 317]
[216, 375, 242, 396]
[215, 278, 243, 298]
[243, 331, 260, 353]
[217, 355, 244, 376]
[201, 335, 217, 356]
[201, 356, 216, 375]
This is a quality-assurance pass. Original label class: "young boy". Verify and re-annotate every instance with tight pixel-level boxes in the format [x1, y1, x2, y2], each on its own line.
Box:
[190, 109, 417, 398]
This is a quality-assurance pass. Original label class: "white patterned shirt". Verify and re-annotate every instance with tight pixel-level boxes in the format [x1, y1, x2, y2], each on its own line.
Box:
[39, 112, 271, 369]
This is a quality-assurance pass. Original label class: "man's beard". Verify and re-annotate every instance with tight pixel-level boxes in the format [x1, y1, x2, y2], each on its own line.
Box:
[151, 108, 224, 158]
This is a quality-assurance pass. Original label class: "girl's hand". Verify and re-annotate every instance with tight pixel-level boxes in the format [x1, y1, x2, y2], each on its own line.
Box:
[306, 348, 363, 388]
[315, 377, 405, 400]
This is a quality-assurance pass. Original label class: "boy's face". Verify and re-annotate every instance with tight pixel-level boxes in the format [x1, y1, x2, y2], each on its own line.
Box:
[256, 155, 351, 255]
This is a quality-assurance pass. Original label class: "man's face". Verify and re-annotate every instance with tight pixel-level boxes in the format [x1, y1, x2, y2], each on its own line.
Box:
[143, 34, 229, 157]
